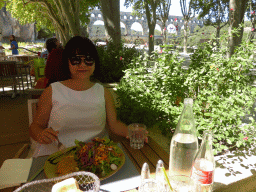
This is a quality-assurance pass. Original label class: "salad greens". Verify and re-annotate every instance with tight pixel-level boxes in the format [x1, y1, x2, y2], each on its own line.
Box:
[74, 137, 123, 177]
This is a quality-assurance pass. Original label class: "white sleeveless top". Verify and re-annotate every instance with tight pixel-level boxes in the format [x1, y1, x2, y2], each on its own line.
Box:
[31, 82, 107, 157]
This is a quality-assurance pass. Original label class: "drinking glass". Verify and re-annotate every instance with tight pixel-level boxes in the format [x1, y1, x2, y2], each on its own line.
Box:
[128, 123, 147, 149]
[169, 175, 200, 192]
[140, 179, 158, 192]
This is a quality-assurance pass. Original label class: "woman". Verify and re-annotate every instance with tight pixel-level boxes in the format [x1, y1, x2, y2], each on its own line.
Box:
[34, 42, 64, 89]
[9, 35, 18, 55]
[31, 37, 62, 78]
[29, 36, 128, 157]
[41, 37, 61, 59]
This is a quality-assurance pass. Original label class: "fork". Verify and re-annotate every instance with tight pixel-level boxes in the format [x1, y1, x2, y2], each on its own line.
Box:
[49, 127, 66, 151]
[56, 137, 66, 151]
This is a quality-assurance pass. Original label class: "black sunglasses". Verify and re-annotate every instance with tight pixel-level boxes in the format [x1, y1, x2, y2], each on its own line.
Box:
[69, 55, 95, 66]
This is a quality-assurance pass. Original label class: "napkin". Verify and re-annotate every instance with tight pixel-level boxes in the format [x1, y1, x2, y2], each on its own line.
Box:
[0, 158, 33, 189]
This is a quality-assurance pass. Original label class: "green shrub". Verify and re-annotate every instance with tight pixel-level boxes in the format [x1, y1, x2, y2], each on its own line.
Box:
[187, 40, 256, 153]
[116, 45, 187, 135]
[95, 41, 140, 83]
[116, 40, 256, 154]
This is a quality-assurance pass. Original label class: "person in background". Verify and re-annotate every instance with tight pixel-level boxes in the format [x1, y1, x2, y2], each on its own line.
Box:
[29, 36, 129, 157]
[31, 37, 62, 81]
[9, 35, 18, 55]
[40, 37, 61, 59]
[34, 48, 64, 89]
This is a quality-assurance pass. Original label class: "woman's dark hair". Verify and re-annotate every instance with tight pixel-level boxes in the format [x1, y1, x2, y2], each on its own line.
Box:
[46, 38, 58, 53]
[46, 36, 100, 87]
[62, 36, 100, 81]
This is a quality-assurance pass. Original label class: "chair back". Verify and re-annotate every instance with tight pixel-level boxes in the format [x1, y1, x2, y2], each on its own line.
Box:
[28, 99, 39, 126]
[0, 61, 19, 92]
[0, 61, 18, 77]
[27, 99, 40, 158]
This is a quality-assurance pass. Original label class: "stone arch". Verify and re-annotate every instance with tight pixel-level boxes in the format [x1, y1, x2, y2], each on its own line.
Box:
[155, 24, 162, 35]
[120, 22, 127, 35]
[90, 20, 107, 38]
[167, 24, 176, 34]
[131, 22, 143, 36]
[145, 24, 162, 35]
[88, 9, 204, 40]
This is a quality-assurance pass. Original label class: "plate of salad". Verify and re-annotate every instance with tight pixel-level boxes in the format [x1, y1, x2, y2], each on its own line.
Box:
[44, 137, 125, 180]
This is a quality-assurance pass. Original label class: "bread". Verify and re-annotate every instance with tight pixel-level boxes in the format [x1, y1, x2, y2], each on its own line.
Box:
[51, 178, 82, 192]
[56, 156, 79, 176]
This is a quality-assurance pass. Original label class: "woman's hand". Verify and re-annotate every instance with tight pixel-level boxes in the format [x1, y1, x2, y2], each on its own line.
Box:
[36, 127, 59, 144]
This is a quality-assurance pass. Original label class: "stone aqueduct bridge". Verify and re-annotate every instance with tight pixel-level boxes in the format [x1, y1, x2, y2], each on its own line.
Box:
[88, 9, 204, 39]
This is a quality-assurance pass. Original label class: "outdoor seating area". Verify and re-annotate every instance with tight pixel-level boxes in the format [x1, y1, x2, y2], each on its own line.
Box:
[1, 90, 256, 192]
[3, 0, 256, 192]
[0, 60, 36, 98]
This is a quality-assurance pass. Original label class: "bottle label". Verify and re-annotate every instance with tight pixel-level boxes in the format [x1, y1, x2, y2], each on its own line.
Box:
[192, 167, 213, 184]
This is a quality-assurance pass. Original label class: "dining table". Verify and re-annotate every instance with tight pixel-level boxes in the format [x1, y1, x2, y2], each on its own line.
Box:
[7, 55, 38, 63]
[2, 134, 256, 192]
[2, 136, 169, 192]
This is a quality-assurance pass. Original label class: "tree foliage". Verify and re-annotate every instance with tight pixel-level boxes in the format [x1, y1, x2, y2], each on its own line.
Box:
[125, 0, 160, 54]
[191, 0, 229, 42]
[2, 0, 99, 45]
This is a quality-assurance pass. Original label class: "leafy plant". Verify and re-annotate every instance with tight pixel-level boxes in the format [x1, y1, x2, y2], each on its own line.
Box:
[116, 45, 187, 135]
[116, 38, 256, 154]
[187, 40, 256, 154]
[95, 41, 140, 83]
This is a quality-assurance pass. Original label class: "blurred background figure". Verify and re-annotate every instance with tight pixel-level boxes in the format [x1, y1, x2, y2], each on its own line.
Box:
[41, 37, 62, 59]
[34, 37, 63, 89]
[9, 35, 19, 55]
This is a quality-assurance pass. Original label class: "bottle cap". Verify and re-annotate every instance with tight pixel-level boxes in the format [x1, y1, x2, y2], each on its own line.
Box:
[141, 163, 150, 180]
[155, 160, 164, 180]
[184, 98, 193, 105]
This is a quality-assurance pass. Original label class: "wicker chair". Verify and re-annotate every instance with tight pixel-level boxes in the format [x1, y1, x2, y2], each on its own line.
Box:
[13, 171, 100, 192]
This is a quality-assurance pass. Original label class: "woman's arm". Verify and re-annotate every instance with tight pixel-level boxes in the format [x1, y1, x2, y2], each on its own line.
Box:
[104, 87, 128, 138]
[29, 86, 58, 144]
[9, 44, 15, 50]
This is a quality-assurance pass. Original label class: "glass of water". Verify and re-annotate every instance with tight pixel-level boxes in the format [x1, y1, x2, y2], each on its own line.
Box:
[140, 179, 158, 192]
[169, 175, 200, 192]
[128, 123, 147, 149]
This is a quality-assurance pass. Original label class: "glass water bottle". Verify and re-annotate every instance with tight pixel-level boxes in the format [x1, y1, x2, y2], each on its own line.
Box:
[169, 98, 198, 177]
[191, 130, 215, 192]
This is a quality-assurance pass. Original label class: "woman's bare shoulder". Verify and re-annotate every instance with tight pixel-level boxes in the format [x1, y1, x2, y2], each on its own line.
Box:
[38, 85, 52, 104]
